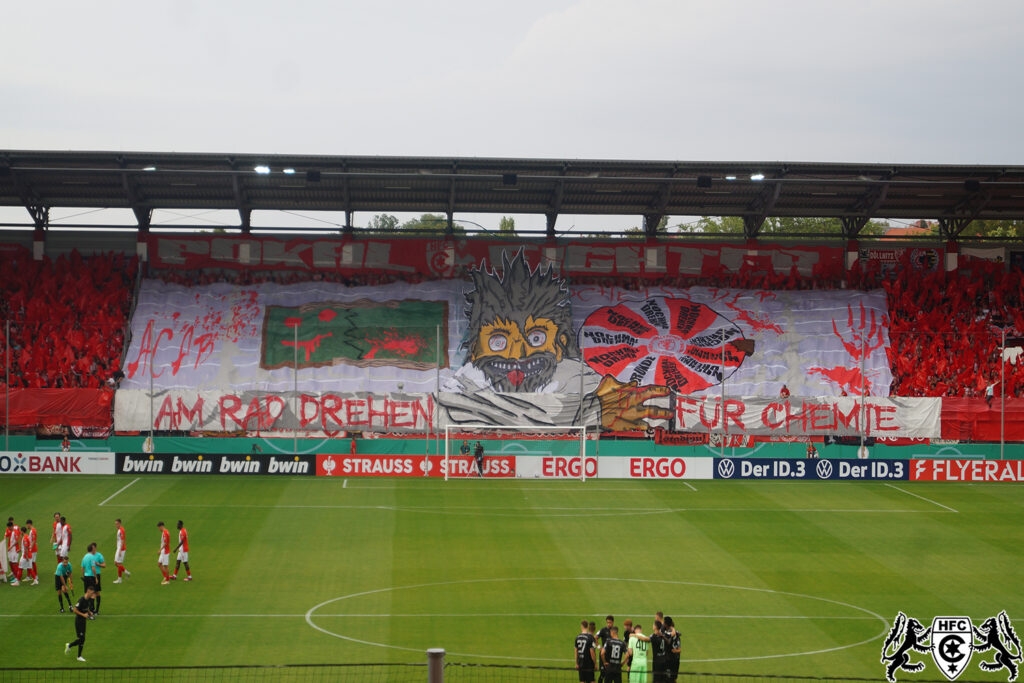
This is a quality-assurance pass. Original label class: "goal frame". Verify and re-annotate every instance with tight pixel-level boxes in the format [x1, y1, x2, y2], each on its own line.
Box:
[443, 424, 589, 481]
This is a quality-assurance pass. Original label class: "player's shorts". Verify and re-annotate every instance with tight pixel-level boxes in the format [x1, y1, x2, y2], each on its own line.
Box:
[666, 657, 679, 682]
[54, 575, 66, 591]
[59, 543, 69, 558]
[115, 549, 125, 563]
[6, 549, 17, 564]
[19, 555, 32, 570]
[159, 552, 169, 566]
[82, 575, 96, 591]
[603, 671, 622, 683]
[629, 665, 647, 683]
[93, 576, 102, 592]
[578, 665, 596, 682]
[30, 552, 37, 563]
[177, 550, 189, 563]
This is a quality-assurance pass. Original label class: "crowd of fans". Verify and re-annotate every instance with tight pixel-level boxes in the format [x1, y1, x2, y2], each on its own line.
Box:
[0, 250, 136, 389]
[851, 254, 1024, 398]
[2, 246, 1022, 398]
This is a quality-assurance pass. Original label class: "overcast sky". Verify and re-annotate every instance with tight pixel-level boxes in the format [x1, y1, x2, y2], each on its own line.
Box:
[3, 1, 1023, 231]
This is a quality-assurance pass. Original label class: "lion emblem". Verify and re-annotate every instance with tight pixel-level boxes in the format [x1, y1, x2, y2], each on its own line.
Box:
[974, 611, 1023, 682]
[881, 612, 932, 682]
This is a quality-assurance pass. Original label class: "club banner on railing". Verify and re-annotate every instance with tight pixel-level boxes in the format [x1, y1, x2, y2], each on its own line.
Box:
[116, 249, 894, 434]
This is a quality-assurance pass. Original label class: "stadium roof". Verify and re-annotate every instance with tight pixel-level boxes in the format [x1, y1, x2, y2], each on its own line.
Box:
[2, 150, 1024, 239]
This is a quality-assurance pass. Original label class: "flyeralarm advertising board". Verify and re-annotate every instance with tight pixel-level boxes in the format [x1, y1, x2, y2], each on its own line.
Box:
[116, 453, 314, 475]
[910, 458, 1024, 482]
[0, 452, 115, 475]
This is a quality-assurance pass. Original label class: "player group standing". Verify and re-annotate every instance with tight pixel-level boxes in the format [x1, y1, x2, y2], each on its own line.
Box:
[577, 614, 681, 683]
[158, 520, 194, 584]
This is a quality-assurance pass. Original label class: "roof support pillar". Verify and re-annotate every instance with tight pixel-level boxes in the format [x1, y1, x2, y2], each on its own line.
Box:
[27, 205, 49, 261]
[546, 213, 558, 238]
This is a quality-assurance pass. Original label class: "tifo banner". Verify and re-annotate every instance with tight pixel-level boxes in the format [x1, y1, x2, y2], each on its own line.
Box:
[117, 249, 893, 434]
[115, 453, 314, 475]
[910, 458, 1024, 482]
[315, 453, 515, 478]
[0, 452, 115, 475]
[674, 396, 941, 438]
[713, 457, 909, 481]
[149, 235, 843, 279]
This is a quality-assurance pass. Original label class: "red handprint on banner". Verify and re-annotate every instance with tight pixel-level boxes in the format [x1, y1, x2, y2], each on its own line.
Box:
[708, 291, 784, 335]
[832, 301, 887, 361]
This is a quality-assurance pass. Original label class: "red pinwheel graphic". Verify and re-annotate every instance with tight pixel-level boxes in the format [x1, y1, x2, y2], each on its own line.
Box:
[581, 297, 752, 393]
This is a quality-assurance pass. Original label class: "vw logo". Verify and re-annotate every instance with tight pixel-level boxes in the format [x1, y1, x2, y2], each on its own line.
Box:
[717, 458, 735, 478]
[815, 459, 833, 479]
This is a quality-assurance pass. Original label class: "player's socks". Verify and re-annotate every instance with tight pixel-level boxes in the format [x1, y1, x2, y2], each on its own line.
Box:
[95, 595, 101, 612]
[117, 565, 123, 578]
[58, 594, 64, 610]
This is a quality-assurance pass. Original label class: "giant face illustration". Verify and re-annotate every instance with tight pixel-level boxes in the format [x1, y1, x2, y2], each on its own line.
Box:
[464, 251, 578, 392]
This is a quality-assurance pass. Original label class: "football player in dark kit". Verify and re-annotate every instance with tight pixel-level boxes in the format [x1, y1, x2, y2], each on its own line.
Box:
[650, 620, 670, 681]
[663, 616, 681, 682]
[600, 626, 627, 683]
[574, 619, 598, 682]
[595, 615, 615, 683]
[64, 584, 96, 662]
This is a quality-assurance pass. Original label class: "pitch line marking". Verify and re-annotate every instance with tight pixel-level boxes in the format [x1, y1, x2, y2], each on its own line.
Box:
[305, 577, 890, 664]
[0, 612, 878, 620]
[98, 478, 140, 506]
[682, 481, 697, 491]
[99, 502, 933, 517]
[884, 483, 958, 513]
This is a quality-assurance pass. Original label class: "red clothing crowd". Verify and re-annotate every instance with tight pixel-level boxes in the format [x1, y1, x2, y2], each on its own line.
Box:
[849, 255, 1024, 398]
[1, 251, 136, 389]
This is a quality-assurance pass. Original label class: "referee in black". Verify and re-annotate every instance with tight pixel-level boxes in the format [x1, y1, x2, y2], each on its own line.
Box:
[65, 584, 96, 662]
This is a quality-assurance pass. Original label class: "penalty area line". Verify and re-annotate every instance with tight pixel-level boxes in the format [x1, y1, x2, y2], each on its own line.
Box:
[98, 478, 140, 506]
[884, 483, 958, 513]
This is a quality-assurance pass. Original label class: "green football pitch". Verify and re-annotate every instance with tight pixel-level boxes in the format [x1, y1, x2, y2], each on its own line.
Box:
[1, 474, 1022, 680]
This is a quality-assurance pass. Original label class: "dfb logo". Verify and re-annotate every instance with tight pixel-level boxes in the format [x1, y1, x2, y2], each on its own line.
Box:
[931, 617, 973, 680]
[717, 458, 735, 479]
[322, 456, 337, 476]
[815, 459, 833, 479]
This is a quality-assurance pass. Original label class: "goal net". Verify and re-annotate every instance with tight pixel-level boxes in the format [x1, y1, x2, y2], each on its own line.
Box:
[443, 424, 591, 481]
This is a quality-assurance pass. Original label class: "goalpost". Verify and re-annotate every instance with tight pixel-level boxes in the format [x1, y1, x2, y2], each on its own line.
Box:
[443, 424, 589, 481]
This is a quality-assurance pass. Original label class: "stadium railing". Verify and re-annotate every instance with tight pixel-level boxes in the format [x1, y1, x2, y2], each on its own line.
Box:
[0, 658, 996, 683]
